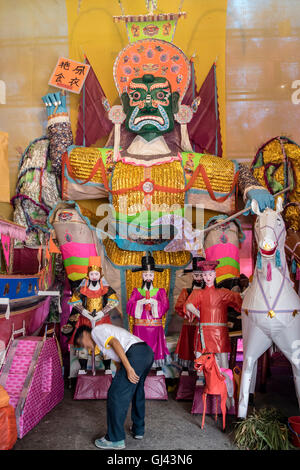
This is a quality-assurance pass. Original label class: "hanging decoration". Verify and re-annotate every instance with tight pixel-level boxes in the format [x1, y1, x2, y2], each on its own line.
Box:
[1, 234, 10, 270]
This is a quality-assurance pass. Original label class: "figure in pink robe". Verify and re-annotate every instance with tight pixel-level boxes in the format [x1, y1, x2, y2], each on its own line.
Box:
[127, 255, 170, 368]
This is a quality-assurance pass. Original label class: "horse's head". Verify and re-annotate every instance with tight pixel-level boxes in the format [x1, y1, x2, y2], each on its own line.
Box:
[194, 352, 215, 372]
[204, 215, 245, 248]
[252, 197, 286, 260]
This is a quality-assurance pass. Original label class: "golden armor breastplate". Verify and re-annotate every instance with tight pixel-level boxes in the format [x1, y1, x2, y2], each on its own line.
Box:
[86, 297, 104, 313]
[111, 160, 186, 216]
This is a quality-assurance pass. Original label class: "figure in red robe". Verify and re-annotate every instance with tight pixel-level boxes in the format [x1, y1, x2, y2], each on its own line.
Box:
[185, 259, 242, 370]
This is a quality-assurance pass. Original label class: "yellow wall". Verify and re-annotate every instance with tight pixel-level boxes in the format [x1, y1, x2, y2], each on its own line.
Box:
[226, 0, 300, 161]
[0, 0, 69, 219]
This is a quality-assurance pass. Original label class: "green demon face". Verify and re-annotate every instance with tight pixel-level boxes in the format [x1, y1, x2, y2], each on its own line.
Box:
[121, 74, 180, 142]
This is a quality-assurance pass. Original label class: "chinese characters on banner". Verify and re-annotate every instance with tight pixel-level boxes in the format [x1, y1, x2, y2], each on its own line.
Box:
[48, 57, 90, 94]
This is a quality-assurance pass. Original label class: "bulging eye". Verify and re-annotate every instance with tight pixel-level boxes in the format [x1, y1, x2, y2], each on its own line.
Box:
[132, 91, 140, 100]
[156, 91, 165, 100]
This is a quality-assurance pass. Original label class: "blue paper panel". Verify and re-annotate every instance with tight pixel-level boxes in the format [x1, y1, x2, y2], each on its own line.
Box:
[0, 276, 39, 300]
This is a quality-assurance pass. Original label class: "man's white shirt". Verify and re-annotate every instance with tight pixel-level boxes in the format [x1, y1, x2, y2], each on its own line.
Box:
[91, 324, 143, 362]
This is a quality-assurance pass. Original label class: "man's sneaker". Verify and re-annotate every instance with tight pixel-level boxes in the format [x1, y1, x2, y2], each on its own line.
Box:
[78, 370, 87, 375]
[94, 437, 125, 450]
[130, 427, 144, 440]
[104, 369, 112, 375]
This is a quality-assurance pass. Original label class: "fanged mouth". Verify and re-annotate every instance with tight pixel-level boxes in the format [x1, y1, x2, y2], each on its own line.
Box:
[134, 115, 164, 125]
[260, 246, 277, 256]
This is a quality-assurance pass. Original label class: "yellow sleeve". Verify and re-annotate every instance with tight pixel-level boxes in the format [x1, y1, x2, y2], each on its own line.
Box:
[88, 345, 101, 355]
[108, 293, 118, 302]
[68, 289, 81, 305]
[104, 335, 114, 349]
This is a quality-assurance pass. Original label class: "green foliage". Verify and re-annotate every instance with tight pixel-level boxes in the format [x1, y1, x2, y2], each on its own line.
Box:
[233, 408, 295, 450]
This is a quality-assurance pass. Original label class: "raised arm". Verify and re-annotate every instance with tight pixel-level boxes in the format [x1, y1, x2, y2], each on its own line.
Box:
[42, 92, 73, 192]
[238, 163, 274, 213]
[184, 289, 201, 321]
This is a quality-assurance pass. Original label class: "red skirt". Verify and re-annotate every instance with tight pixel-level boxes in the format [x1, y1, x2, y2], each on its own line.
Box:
[175, 323, 198, 363]
[194, 325, 231, 354]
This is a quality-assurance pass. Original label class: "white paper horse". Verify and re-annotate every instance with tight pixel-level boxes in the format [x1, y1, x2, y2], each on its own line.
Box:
[238, 197, 300, 418]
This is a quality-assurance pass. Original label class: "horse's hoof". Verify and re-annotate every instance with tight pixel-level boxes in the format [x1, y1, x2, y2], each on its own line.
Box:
[249, 393, 255, 406]
[236, 417, 246, 423]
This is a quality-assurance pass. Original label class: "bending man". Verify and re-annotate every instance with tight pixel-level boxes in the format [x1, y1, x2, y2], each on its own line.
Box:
[74, 323, 154, 450]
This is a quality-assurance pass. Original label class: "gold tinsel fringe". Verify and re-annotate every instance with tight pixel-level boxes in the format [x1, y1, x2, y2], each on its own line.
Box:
[192, 154, 236, 193]
[253, 138, 300, 230]
[103, 238, 190, 268]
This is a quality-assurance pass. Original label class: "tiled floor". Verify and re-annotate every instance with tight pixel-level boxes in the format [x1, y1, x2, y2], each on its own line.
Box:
[13, 354, 299, 450]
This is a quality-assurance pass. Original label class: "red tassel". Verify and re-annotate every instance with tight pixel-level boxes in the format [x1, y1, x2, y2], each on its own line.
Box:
[267, 262, 272, 281]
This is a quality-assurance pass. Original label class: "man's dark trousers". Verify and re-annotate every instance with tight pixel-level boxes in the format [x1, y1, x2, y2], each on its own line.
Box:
[106, 342, 154, 442]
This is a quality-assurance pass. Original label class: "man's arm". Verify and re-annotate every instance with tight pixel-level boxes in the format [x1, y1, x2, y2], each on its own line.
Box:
[107, 337, 140, 384]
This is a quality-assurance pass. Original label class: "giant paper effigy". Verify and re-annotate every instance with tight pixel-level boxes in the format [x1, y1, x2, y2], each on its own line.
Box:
[46, 8, 275, 336]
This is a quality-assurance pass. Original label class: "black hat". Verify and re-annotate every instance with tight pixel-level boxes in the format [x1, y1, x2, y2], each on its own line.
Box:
[183, 256, 206, 274]
[131, 255, 164, 273]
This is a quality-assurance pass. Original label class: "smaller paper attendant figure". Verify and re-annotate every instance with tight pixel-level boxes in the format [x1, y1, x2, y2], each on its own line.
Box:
[68, 256, 119, 374]
[185, 259, 242, 374]
[127, 255, 170, 374]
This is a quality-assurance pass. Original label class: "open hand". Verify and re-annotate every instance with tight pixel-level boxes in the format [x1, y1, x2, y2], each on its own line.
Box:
[126, 366, 140, 384]
[42, 92, 67, 117]
[244, 188, 274, 215]
[185, 311, 194, 323]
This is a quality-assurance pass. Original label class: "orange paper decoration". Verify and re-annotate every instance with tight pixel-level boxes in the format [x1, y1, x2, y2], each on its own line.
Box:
[113, 39, 191, 102]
